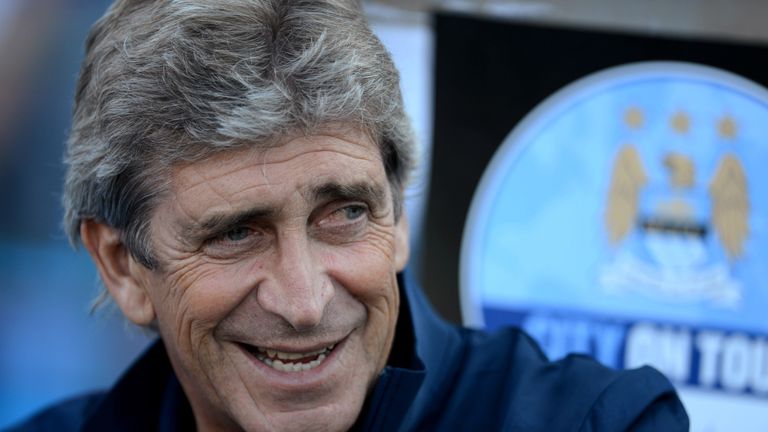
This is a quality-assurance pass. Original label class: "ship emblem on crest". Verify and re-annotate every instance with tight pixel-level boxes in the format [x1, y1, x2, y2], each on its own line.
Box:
[600, 108, 749, 308]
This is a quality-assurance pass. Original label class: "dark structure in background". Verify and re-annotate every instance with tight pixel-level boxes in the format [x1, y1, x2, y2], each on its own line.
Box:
[422, 12, 768, 324]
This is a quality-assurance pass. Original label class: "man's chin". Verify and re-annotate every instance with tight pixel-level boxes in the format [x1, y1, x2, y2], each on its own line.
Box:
[248, 402, 363, 432]
[221, 379, 367, 432]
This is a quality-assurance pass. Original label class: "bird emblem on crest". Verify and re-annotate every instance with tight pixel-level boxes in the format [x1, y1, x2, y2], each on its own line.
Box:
[600, 110, 749, 306]
[605, 146, 749, 260]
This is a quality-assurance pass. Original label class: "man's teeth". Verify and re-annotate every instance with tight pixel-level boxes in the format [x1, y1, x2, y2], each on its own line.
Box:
[265, 354, 327, 372]
[265, 346, 330, 360]
[253, 344, 335, 372]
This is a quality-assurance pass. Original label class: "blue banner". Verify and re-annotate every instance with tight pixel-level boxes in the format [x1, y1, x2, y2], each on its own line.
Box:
[462, 62, 768, 431]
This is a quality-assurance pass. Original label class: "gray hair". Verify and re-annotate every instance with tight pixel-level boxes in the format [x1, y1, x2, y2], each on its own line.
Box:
[63, 0, 414, 269]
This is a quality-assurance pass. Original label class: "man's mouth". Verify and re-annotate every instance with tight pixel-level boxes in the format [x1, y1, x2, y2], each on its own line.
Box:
[242, 343, 337, 373]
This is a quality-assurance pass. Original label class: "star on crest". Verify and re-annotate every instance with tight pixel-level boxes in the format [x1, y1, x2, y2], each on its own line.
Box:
[718, 115, 738, 139]
[624, 107, 644, 129]
[670, 111, 690, 134]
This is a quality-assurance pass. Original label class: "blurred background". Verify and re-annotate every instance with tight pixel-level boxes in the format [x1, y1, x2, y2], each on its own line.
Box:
[1, 0, 766, 430]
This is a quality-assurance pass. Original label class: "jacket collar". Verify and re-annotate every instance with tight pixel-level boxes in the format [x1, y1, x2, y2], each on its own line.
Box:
[82, 340, 191, 432]
[340, 271, 466, 430]
[398, 270, 465, 429]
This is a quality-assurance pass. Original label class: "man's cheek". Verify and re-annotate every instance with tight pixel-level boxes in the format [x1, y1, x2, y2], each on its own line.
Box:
[332, 234, 397, 269]
[165, 261, 254, 311]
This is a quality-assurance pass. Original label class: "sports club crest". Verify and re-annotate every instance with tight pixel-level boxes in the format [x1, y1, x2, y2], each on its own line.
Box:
[461, 62, 768, 431]
[600, 109, 748, 308]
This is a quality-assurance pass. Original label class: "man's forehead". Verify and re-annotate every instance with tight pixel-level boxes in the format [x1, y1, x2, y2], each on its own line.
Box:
[172, 131, 382, 189]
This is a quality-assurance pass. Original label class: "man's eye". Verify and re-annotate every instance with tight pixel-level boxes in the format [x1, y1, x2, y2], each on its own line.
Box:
[342, 205, 366, 220]
[316, 204, 369, 233]
[209, 226, 259, 247]
[223, 227, 252, 242]
[204, 226, 266, 259]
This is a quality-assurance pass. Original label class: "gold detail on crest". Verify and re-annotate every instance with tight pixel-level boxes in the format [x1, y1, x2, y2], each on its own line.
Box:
[671, 112, 690, 134]
[605, 144, 647, 244]
[663, 153, 695, 188]
[656, 199, 693, 220]
[606, 107, 750, 261]
[624, 107, 644, 129]
[709, 155, 749, 259]
[718, 115, 738, 139]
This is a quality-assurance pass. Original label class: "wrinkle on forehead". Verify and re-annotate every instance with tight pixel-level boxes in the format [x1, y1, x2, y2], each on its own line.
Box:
[174, 150, 379, 216]
[173, 133, 380, 195]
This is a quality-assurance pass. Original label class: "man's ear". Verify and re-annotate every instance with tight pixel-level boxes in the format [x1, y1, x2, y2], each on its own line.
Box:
[394, 211, 410, 272]
[80, 220, 156, 326]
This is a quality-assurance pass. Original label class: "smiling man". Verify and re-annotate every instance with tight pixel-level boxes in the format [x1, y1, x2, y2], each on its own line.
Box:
[96, 130, 409, 431]
[11, 0, 689, 431]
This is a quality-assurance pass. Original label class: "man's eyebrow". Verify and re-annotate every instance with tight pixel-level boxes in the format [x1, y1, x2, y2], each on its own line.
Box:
[311, 181, 388, 208]
[179, 206, 275, 242]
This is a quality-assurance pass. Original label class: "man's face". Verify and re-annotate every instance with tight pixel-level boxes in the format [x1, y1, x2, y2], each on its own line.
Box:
[128, 129, 408, 431]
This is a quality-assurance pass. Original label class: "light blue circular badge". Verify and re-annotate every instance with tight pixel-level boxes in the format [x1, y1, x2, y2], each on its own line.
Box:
[461, 61, 768, 431]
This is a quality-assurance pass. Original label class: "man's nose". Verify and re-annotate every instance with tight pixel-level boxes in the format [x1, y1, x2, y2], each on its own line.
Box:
[256, 231, 333, 331]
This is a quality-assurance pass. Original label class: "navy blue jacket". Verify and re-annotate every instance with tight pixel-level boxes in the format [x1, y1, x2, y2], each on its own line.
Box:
[9, 272, 688, 431]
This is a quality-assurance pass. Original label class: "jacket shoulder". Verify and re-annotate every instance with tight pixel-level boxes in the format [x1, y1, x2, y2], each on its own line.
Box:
[499, 332, 689, 431]
[418, 327, 688, 431]
[577, 365, 689, 432]
[5, 392, 105, 432]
